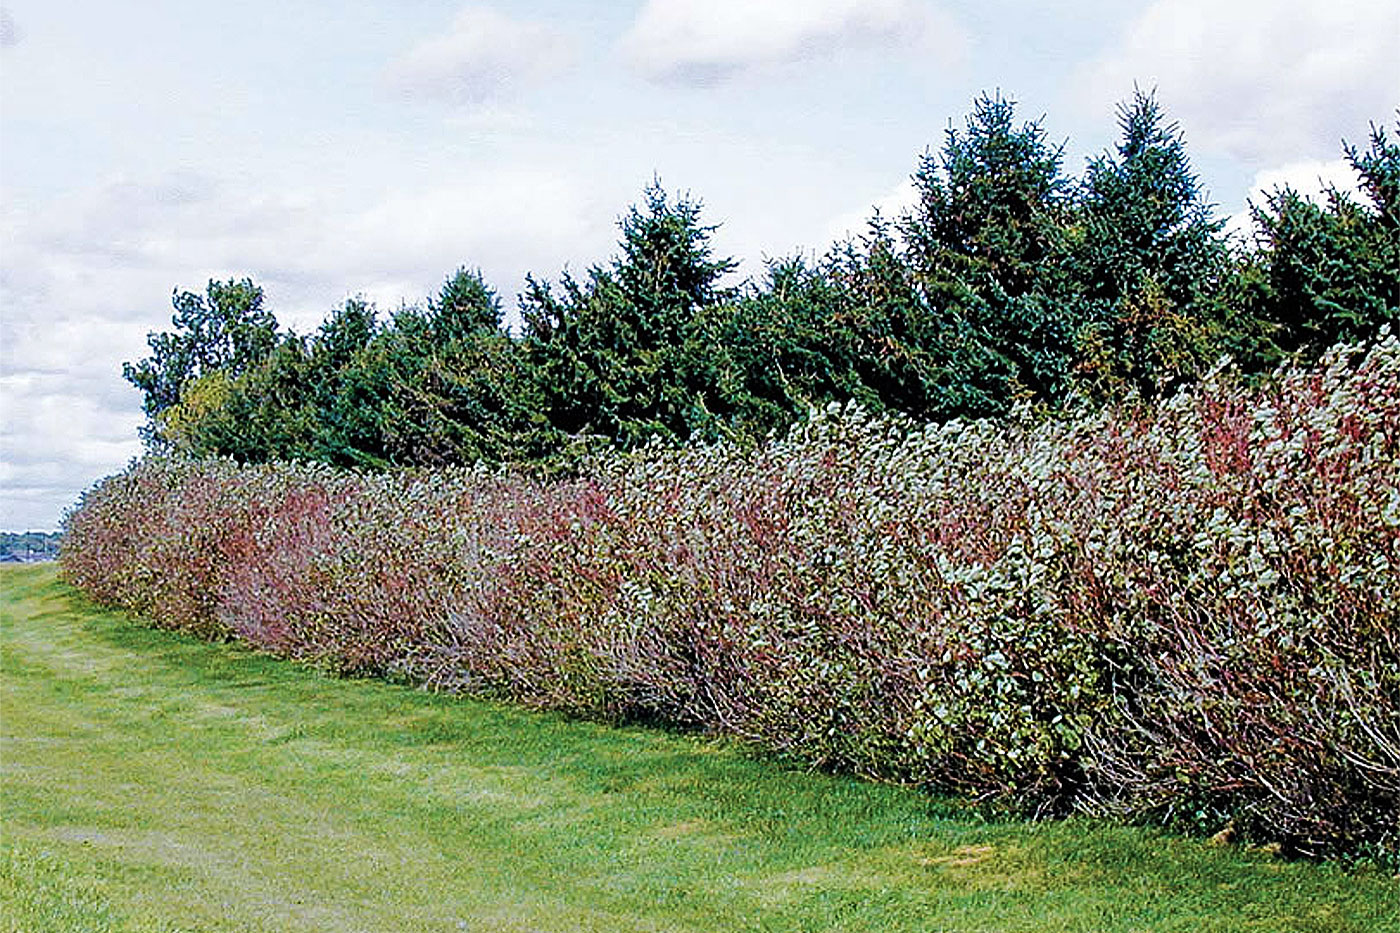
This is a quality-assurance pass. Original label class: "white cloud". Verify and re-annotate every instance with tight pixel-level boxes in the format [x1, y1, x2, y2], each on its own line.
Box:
[5, 167, 604, 322]
[1223, 157, 1366, 244]
[0, 381, 143, 531]
[1076, 0, 1399, 165]
[385, 5, 575, 105]
[821, 178, 920, 246]
[622, 0, 967, 85]
[0, 8, 20, 49]
[0, 165, 612, 529]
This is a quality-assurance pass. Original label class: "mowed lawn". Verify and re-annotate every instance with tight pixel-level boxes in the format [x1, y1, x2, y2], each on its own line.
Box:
[1, 565, 1394, 933]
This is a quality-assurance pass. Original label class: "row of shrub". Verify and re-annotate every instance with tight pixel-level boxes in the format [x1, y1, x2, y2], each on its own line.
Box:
[62, 336, 1400, 863]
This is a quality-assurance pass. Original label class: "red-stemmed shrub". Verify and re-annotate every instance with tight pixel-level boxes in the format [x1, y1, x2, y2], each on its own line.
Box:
[61, 336, 1400, 861]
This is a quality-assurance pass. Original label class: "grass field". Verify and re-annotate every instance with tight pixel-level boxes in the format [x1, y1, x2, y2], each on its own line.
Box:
[2, 564, 1395, 932]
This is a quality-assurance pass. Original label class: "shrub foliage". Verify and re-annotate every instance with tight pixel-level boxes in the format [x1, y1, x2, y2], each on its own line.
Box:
[63, 336, 1400, 862]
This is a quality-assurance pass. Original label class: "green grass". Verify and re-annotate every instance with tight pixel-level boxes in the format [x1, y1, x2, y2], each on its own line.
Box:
[2, 564, 1395, 932]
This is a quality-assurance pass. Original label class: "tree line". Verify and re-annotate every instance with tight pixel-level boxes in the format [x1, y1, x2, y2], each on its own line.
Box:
[125, 91, 1400, 470]
[0, 532, 61, 560]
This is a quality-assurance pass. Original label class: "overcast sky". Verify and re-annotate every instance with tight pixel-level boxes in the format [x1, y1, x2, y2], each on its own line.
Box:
[1, 0, 1396, 530]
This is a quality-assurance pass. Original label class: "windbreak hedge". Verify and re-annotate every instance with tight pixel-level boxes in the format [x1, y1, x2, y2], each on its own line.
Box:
[62, 338, 1400, 862]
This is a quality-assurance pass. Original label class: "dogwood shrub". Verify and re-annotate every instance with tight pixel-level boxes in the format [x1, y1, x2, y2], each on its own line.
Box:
[61, 336, 1400, 861]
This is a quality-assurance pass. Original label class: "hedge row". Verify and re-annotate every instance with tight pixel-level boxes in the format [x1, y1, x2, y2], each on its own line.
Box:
[62, 338, 1400, 862]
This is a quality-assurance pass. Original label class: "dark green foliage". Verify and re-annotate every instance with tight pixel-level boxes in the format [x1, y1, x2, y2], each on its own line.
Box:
[730, 94, 1082, 429]
[172, 338, 318, 463]
[353, 292, 556, 468]
[145, 274, 557, 469]
[901, 93, 1077, 410]
[123, 97, 1400, 471]
[1244, 120, 1400, 362]
[283, 274, 556, 469]
[712, 255, 843, 435]
[124, 278, 280, 441]
[1067, 90, 1235, 400]
[522, 182, 739, 448]
[728, 223, 1003, 428]
[431, 265, 503, 335]
[906, 93, 1068, 297]
[299, 298, 382, 466]
[315, 294, 377, 369]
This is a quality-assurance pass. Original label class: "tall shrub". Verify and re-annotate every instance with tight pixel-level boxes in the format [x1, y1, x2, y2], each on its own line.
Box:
[63, 336, 1400, 861]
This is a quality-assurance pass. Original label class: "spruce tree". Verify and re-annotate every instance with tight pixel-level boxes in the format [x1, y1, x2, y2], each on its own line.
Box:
[1070, 90, 1232, 400]
[522, 182, 738, 448]
[901, 92, 1075, 410]
[1246, 120, 1400, 361]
